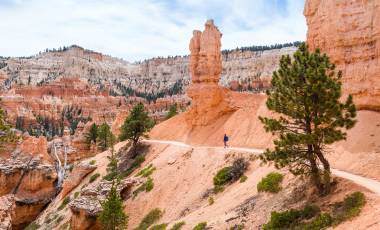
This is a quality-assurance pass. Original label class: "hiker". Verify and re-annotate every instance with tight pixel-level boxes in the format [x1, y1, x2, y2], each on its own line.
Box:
[223, 134, 229, 148]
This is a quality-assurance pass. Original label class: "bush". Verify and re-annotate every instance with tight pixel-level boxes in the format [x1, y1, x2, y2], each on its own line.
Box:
[137, 164, 156, 177]
[134, 208, 163, 230]
[192, 222, 207, 230]
[89, 160, 96, 165]
[208, 197, 214, 205]
[230, 224, 244, 230]
[58, 196, 71, 211]
[89, 173, 100, 183]
[332, 192, 366, 225]
[170, 222, 185, 230]
[133, 177, 154, 198]
[257, 172, 284, 193]
[230, 158, 249, 181]
[263, 205, 320, 230]
[213, 166, 232, 186]
[120, 155, 146, 178]
[74, 191, 80, 199]
[150, 223, 168, 230]
[240, 175, 248, 183]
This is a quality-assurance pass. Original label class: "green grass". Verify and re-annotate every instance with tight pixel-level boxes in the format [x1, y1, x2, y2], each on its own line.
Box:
[137, 164, 156, 177]
[169, 222, 185, 230]
[332, 192, 366, 225]
[208, 197, 214, 205]
[133, 177, 154, 198]
[257, 172, 284, 193]
[89, 160, 96, 165]
[120, 155, 146, 178]
[192, 222, 207, 230]
[133, 208, 163, 230]
[239, 175, 248, 183]
[263, 192, 366, 230]
[57, 196, 71, 211]
[150, 223, 168, 230]
[74, 191, 80, 199]
[89, 173, 100, 183]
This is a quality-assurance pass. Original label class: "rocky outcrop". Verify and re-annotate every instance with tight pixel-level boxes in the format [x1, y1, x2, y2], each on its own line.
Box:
[186, 20, 237, 126]
[0, 195, 15, 230]
[69, 178, 138, 230]
[304, 0, 380, 111]
[0, 135, 58, 229]
[60, 162, 97, 199]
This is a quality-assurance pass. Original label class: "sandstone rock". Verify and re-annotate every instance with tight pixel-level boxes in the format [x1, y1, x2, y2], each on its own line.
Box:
[0, 195, 15, 230]
[186, 20, 237, 126]
[305, 0, 380, 111]
[69, 178, 139, 230]
[0, 135, 57, 228]
[60, 162, 97, 199]
[111, 110, 129, 137]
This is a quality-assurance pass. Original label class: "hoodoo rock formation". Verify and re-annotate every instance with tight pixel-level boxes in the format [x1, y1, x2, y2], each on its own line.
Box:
[305, 0, 380, 111]
[187, 20, 236, 126]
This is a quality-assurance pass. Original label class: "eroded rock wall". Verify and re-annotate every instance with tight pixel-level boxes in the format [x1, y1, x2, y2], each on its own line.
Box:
[305, 0, 380, 110]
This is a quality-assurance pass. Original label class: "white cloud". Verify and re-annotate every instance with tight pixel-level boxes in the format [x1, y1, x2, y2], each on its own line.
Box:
[0, 0, 306, 62]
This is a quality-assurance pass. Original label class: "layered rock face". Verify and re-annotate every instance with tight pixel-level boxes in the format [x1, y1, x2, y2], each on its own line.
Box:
[186, 20, 236, 126]
[0, 135, 58, 229]
[305, 0, 380, 110]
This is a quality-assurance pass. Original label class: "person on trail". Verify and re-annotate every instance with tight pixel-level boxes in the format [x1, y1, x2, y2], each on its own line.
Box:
[223, 134, 229, 148]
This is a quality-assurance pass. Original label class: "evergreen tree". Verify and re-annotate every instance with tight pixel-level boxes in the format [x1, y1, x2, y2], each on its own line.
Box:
[97, 123, 115, 151]
[119, 103, 154, 157]
[259, 43, 356, 195]
[0, 104, 16, 148]
[99, 141, 128, 230]
[166, 104, 178, 119]
[85, 123, 98, 145]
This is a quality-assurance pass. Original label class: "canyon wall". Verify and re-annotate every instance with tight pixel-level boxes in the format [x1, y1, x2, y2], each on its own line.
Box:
[305, 0, 380, 111]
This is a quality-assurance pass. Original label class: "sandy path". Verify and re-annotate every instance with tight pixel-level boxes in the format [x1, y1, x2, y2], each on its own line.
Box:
[142, 139, 380, 195]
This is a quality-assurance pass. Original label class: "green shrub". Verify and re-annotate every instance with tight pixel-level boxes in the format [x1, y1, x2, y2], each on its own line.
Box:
[213, 166, 232, 186]
[192, 222, 207, 230]
[229, 158, 249, 181]
[120, 155, 146, 178]
[257, 172, 284, 193]
[208, 197, 214, 205]
[74, 191, 80, 199]
[58, 196, 71, 211]
[133, 177, 154, 198]
[299, 213, 333, 230]
[89, 173, 100, 183]
[332, 192, 366, 225]
[25, 222, 41, 230]
[89, 160, 96, 165]
[134, 208, 163, 230]
[137, 164, 156, 177]
[169, 222, 185, 230]
[150, 223, 168, 230]
[213, 185, 224, 193]
[239, 175, 248, 183]
[263, 205, 320, 230]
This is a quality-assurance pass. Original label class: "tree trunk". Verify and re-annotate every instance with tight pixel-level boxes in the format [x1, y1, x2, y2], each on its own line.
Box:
[307, 144, 323, 194]
[315, 146, 331, 194]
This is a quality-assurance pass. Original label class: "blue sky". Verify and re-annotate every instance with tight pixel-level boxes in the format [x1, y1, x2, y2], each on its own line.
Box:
[0, 0, 306, 62]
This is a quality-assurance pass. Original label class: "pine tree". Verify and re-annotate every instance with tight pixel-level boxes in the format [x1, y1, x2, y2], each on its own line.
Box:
[97, 123, 115, 152]
[259, 43, 356, 195]
[119, 103, 154, 157]
[0, 104, 16, 148]
[99, 142, 128, 229]
[166, 104, 178, 119]
[85, 123, 98, 145]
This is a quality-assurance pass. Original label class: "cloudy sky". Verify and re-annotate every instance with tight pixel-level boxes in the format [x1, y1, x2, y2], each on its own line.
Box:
[0, 0, 307, 62]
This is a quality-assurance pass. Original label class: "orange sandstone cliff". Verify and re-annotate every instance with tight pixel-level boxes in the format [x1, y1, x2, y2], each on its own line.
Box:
[304, 0, 380, 111]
